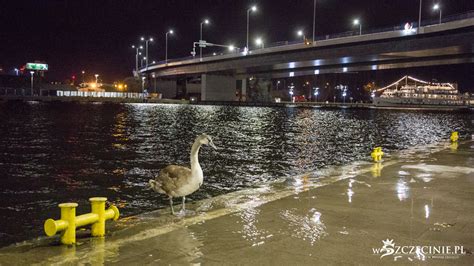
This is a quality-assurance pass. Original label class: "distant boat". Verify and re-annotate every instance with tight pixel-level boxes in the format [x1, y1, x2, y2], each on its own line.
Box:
[373, 76, 469, 110]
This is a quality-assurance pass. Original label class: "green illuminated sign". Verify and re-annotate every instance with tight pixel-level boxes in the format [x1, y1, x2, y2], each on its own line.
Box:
[26, 63, 48, 71]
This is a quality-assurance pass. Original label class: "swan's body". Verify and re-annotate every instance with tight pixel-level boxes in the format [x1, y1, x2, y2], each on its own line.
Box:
[149, 134, 216, 214]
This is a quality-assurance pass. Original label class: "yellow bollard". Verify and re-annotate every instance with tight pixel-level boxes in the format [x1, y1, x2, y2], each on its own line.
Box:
[90, 197, 120, 237]
[450, 131, 459, 142]
[44, 203, 78, 245]
[44, 198, 119, 245]
[371, 147, 384, 162]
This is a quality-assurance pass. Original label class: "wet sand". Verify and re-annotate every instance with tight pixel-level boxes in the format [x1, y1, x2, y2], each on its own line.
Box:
[0, 142, 473, 265]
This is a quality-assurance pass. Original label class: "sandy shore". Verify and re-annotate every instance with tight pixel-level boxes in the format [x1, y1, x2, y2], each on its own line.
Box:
[0, 141, 473, 265]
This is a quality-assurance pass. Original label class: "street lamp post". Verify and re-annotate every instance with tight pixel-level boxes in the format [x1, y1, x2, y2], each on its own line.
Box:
[313, 87, 319, 102]
[418, 0, 423, 33]
[200, 19, 209, 60]
[141, 37, 154, 70]
[152, 73, 157, 93]
[165, 29, 174, 64]
[433, 4, 442, 24]
[30, 71, 34, 95]
[312, 0, 317, 43]
[94, 74, 99, 84]
[141, 76, 146, 95]
[131, 45, 143, 75]
[81, 70, 85, 84]
[247, 5, 257, 50]
[353, 19, 362, 35]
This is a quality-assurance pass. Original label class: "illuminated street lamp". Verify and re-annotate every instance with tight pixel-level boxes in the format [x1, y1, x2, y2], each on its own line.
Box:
[165, 29, 174, 63]
[297, 30, 305, 41]
[141, 36, 154, 70]
[433, 3, 442, 24]
[94, 74, 99, 84]
[30, 71, 34, 95]
[200, 19, 210, 60]
[342, 87, 347, 104]
[313, 87, 319, 102]
[131, 45, 143, 75]
[228, 44, 235, 51]
[141, 76, 146, 94]
[289, 83, 295, 102]
[353, 19, 362, 35]
[151, 73, 157, 92]
[14, 68, 19, 76]
[246, 5, 257, 51]
[81, 70, 85, 83]
[255, 37, 264, 49]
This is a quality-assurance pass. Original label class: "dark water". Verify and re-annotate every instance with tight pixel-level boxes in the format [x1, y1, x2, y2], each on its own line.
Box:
[0, 101, 472, 247]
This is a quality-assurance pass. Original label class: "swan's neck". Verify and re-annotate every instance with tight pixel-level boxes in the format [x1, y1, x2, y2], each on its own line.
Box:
[190, 140, 202, 170]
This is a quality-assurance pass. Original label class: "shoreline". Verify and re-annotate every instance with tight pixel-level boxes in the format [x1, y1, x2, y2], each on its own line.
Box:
[1, 141, 472, 264]
[0, 96, 472, 111]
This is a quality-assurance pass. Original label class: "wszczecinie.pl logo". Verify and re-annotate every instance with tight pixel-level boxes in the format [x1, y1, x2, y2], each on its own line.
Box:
[372, 239, 466, 261]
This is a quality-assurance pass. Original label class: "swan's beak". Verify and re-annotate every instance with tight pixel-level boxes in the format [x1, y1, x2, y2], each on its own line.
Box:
[209, 140, 217, 150]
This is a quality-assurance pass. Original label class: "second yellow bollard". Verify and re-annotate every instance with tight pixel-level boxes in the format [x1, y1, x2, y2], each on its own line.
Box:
[371, 147, 384, 162]
[450, 131, 459, 142]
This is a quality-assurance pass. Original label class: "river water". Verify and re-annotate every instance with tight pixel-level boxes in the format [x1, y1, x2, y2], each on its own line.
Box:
[0, 101, 471, 247]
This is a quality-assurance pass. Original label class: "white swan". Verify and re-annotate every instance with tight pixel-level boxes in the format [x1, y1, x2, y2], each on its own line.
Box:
[149, 133, 217, 214]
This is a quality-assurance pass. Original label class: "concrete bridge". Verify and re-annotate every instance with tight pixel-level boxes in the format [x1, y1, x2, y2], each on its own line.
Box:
[141, 13, 474, 101]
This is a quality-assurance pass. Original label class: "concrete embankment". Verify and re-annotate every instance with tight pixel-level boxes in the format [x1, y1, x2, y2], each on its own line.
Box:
[0, 142, 473, 265]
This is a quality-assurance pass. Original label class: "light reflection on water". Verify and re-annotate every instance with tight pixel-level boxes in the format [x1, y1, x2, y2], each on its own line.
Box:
[0, 101, 471, 247]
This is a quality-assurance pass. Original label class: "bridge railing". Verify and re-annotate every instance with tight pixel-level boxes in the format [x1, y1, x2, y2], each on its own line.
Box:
[144, 10, 474, 68]
[0, 87, 147, 99]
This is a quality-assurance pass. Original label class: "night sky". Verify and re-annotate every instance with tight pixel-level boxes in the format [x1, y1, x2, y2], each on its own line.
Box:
[1, 0, 474, 84]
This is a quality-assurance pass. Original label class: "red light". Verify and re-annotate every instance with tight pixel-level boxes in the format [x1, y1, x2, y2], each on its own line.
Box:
[72, 75, 76, 80]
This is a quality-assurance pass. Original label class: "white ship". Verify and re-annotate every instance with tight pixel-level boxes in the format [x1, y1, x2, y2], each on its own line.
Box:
[373, 76, 468, 109]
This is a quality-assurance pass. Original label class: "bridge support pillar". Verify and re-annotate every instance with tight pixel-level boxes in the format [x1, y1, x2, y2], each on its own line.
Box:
[201, 74, 236, 101]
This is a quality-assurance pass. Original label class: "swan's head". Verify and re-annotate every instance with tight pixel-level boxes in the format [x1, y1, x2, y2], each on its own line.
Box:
[198, 133, 217, 150]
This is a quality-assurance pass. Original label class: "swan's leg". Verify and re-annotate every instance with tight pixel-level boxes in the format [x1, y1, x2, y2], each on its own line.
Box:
[181, 196, 186, 212]
[169, 196, 175, 215]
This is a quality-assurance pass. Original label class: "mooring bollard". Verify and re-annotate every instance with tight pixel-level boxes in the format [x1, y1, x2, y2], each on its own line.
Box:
[450, 131, 459, 142]
[371, 147, 384, 162]
[44, 197, 119, 245]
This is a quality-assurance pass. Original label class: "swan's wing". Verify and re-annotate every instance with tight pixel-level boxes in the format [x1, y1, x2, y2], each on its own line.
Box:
[155, 165, 192, 194]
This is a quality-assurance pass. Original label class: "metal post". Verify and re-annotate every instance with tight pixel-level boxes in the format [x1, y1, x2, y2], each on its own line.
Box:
[418, 0, 422, 33]
[135, 49, 139, 73]
[166, 32, 169, 64]
[312, 0, 316, 43]
[439, 8, 442, 24]
[246, 9, 250, 50]
[30, 71, 34, 96]
[200, 22, 203, 60]
[145, 40, 149, 70]
[359, 23, 362, 35]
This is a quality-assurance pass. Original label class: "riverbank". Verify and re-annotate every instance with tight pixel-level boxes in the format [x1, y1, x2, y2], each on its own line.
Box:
[0, 141, 472, 265]
[2, 96, 473, 111]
